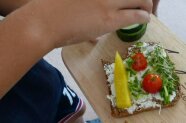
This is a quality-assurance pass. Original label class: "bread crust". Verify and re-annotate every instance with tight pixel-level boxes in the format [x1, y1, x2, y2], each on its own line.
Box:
[101, 42, 181, 117]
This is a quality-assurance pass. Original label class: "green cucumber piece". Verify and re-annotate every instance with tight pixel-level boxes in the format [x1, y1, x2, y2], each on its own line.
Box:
[123, 24, 140, 29]
[116, 24, 147, 42]
[120, 24, 144, 33]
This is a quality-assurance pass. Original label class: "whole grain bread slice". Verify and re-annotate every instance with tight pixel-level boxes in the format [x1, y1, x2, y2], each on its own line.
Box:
[101, 42, 181, 117]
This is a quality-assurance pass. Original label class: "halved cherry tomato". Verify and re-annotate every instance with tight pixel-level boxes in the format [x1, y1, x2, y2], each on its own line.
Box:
[142, 74, 163, 94]
[131, 53, 147, 71]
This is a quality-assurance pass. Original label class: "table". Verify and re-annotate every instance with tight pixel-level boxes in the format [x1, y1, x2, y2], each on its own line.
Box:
[62, 15, 186, 123]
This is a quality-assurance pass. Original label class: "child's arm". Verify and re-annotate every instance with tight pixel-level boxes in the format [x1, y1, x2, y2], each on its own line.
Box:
[0, 0, 152, 99]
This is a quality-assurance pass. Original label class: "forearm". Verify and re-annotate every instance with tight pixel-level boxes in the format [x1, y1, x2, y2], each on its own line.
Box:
[0, 0, 30, 16]
[0, 0, 152, 98]
[0, 2, 54, 98]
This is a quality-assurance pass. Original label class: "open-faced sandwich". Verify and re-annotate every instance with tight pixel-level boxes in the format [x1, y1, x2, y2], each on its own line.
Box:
[102, 42, 180, 117]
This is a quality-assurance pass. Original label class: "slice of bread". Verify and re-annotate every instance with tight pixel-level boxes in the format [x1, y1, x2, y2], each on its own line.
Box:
[102, 42, 181, 117]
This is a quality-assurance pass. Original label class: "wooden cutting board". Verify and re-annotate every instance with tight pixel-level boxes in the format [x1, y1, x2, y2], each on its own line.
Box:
[62, 15, 186, 123]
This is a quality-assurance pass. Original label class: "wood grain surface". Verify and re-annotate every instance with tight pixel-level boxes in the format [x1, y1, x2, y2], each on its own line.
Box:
[62, 15, 186, 123]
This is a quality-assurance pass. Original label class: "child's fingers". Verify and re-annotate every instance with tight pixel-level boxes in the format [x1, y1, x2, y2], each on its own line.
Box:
[110, 0, 152, 13]
[108, 9, 150, 31]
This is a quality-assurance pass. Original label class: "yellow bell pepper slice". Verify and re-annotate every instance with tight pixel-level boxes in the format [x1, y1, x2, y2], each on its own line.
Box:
[114, 51, 131, 108]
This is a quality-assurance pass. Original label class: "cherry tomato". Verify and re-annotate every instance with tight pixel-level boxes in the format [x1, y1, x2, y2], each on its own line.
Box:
[132, 53, 147, 71]
[142, 74, 163, 94]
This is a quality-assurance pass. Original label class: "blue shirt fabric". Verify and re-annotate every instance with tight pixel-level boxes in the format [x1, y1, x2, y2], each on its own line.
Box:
[0, 59, 79, 123]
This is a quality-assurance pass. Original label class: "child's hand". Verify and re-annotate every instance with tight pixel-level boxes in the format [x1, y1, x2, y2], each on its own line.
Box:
[21, 0, 152, 47]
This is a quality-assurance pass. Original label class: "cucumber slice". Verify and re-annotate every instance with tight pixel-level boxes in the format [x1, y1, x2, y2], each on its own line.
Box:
[120, 24, 144, 34]
[116, 24, 147, 42]
[122, 24, 140, 30]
